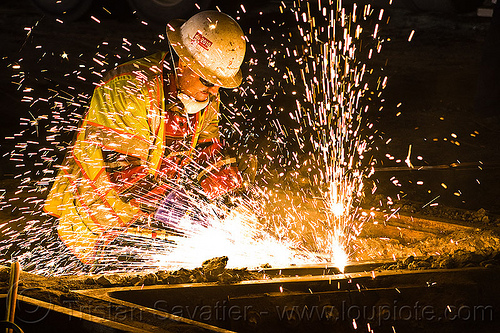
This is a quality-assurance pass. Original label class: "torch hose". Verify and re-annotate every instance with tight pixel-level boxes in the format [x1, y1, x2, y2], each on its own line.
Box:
[5, 262, 22, 333]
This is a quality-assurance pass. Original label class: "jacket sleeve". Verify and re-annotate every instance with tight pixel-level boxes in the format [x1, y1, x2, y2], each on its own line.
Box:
[191, 100, 242, 200]
[69, 70, 166, 217]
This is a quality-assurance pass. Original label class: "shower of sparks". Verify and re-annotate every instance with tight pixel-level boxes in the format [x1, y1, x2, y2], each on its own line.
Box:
[151, 202, 314, 270]
[279, 0, 386, 269]
[0, 2, 392, 275]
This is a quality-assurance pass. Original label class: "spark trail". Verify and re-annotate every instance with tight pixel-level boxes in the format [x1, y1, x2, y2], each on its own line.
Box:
[284, 0, 387, 269]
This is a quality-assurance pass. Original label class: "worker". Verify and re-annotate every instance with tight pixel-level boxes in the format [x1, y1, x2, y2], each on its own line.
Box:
[44, 11, 248, 266]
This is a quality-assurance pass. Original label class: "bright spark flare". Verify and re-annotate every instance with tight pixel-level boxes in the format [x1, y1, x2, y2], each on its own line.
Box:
[152, 203, 313, 270]
[285, 0, 386, 267]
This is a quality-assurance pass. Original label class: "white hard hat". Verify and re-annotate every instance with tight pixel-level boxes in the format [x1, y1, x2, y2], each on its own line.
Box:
[166, 11, 246, 89]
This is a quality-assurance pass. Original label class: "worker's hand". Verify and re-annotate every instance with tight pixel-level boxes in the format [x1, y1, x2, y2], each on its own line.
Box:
[199, 165, 243, 200]
[116, 173, 159, 203]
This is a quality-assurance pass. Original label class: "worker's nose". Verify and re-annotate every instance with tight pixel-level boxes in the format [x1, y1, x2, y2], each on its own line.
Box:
[208, 85, 220, 95]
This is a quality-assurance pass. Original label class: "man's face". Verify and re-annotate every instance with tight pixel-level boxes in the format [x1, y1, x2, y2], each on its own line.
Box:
[176, 61, 220, 102]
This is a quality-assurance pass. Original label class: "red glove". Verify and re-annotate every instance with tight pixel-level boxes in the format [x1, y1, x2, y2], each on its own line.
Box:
[200, 165, 242, 200]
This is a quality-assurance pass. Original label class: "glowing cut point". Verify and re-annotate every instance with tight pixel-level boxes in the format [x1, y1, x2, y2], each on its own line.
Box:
[328, 201, 345, 218]
[330, 242, 349, 273]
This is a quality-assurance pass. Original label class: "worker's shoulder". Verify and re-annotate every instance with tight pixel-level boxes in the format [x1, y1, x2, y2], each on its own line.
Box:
[102, 51, 169, 85]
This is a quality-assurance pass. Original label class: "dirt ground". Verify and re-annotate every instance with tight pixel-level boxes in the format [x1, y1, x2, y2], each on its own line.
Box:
[0, 0, 500, 277]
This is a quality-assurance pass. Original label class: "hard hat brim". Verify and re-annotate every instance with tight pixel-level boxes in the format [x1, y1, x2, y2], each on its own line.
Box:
[166, 18, 243, 89]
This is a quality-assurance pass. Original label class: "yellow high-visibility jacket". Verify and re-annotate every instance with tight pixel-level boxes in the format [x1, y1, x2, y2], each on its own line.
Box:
[44, 52, 221, 264]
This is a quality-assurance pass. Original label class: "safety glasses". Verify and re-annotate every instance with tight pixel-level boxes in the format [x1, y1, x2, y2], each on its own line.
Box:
[199, 76, 216, 88]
